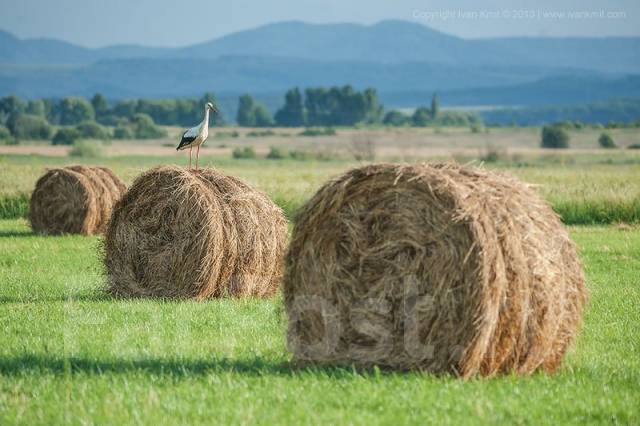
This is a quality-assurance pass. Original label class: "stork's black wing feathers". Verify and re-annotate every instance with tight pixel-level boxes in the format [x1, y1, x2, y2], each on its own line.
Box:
[176, 128, 198, 151]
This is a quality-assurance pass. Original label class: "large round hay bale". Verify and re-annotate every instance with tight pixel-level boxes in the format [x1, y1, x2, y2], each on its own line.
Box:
[104, 166, 288, 300]
[29, 166, 126, 235]
[284, 163, 587, 378]
[66, 165, 115, 234]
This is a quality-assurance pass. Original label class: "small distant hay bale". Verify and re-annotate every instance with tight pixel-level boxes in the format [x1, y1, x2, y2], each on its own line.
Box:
[29, 165, 126, 235]
[284, 163, 587, 378]
[104, 165, 288, 300]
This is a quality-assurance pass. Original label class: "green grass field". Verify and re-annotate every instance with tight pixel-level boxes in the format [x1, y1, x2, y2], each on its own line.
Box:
[0, 219, 639, 424]
[1, 153, 640, 224]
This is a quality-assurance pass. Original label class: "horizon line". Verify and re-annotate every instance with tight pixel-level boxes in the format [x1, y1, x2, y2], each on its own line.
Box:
[2, 19, 640, 50]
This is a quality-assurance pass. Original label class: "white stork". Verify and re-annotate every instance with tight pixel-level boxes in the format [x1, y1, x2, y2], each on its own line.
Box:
[176, 102, 219, 170]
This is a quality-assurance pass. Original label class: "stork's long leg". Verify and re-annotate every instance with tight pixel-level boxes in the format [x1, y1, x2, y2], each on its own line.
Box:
[196, 145, 201, 171]
[189, 146, 192, 170]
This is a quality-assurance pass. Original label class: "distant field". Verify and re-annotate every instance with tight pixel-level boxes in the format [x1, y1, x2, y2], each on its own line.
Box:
[2, 126, 640, 157]
[1, 126, 639, 224]
[0, 220, 638, 424]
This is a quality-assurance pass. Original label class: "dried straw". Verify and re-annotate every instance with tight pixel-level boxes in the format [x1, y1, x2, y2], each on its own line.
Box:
[284, 162, 587, 377]
[104, 165, 288, 300]
[29, 165, 126, 235]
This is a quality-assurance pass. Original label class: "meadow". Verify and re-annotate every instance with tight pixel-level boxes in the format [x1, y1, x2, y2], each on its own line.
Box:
[2, 130, 640, 224]
[0, 126, 639, 424]
[0, 219, 638, 424]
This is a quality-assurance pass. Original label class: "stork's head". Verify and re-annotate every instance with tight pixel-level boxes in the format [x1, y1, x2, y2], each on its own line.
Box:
[206, 102, 219, 114]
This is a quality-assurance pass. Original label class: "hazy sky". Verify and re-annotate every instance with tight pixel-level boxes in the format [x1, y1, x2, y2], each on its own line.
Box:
[1, 0, 638, 47]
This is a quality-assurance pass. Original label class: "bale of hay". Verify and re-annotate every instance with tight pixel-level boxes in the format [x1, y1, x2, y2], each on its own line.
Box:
[104, 165, 288, 300]
[29, 165, 126, 235]
[284, 163, 587, 378]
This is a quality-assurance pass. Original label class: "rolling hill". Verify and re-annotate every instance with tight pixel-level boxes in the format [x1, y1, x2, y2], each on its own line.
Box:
[2, 21, 639, 72]
[1, 20, 639, 106]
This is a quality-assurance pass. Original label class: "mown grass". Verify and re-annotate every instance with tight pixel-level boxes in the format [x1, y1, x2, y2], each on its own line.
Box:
[0, 219, 638, 424]
[1, 154, 639, 224]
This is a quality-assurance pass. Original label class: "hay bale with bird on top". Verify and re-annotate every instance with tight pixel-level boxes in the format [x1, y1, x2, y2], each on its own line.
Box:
[104, 165, 288, 300]
[29, 165, 126, 235]
[284, 162, 587, 378]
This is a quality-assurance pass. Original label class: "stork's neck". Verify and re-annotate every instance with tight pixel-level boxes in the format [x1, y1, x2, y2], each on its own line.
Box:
[203, 107, 210, 127]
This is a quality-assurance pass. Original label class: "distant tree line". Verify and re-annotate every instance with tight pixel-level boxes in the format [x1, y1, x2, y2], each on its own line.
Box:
[0, 94, 226, 143]
[245, 87, 480, 128]
[482, 98, 640, 127]
[239, 86, 384, 127]
[0, 89, 489, 146]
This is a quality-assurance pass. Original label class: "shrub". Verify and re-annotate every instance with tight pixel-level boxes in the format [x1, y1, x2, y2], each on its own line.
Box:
[598, 132, 617, 149]
[541, 125, 569, 149]
[113, 126, 134, 139]
[0, 125, 16, 144]
[383, 110, 409, 126]
[289, 150, 314, 161]
[299, 127, 336, 137]
[349, 135, 376, 161]
[75, 120, 111, 140]
[266, 146, 286, 159]
[214, 131, 239, 139]
[131, 113, 167, 139]
[232, 146, 257, 159]
[247, 130, 276, 137]
[7, 114, 53, 140]
[52, 128, 81, 145]
[481, 146, 507, 163]
[628, 143, 640, 150]
[470, 122, 485, 133]
[69, 140, 104, 157]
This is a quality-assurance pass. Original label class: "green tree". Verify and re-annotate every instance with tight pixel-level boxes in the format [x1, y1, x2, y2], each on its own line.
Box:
[431, 93, 440, 119]
[541, 125, 570, 149]
[112, 100, 138, 118]
[304, 88, 329, 126]
[52, 128, 81, 145]
[304, 86, 381, 126]
[237, 95, 256, 126]
[412, 107, 432, 127]
[275, 88, 306, 127]
[26, 100, 46, 117]
[253, 104, 274, 127]
[598, 132, 617, 148]
[7, 114, 53, 140]
[54, 97, 95, 125]
[76, 121, 111, 140]
[362, 88, 383, 123]
[0, 125, 11, 140]
[91, 94, 109, 119]
[0, 95, 26, 125]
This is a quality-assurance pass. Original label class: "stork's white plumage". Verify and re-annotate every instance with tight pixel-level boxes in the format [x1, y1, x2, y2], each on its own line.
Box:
[176, 102, 219, 170]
